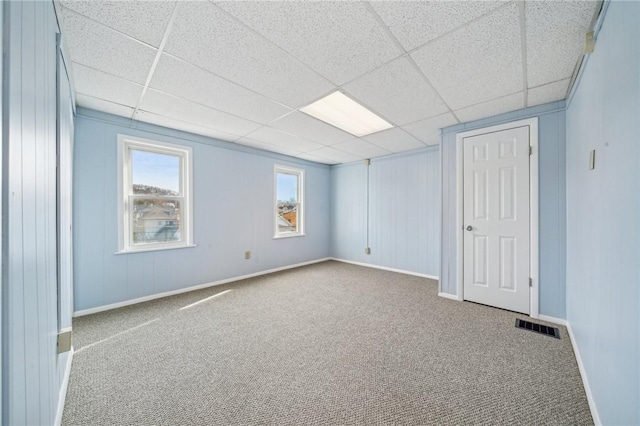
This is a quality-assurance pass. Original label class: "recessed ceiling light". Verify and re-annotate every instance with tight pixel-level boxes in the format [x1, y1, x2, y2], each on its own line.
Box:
[300, 91, 393, 137]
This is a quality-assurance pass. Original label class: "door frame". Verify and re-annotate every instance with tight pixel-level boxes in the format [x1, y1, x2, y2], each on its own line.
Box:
[455, 117, 539, 318]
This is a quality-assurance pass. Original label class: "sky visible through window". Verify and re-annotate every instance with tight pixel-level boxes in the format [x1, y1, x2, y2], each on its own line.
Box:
[277, 173, 298, 202]
[132, 150, 180, 192]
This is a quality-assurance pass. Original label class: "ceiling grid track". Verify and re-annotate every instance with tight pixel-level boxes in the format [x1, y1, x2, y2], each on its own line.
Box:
[132, 1, 180, 119]
[565, 0, 607, 102]
[362, 1, 461, 126]
[404, 1, 516, 58]
[57, 0, 601, 164]
[518, 0, 529, 107]
[209, 2, 335, 103]
[205, 2, 371, 155]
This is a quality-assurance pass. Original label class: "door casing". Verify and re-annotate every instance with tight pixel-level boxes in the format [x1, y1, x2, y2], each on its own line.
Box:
[455, 118, 539, 318]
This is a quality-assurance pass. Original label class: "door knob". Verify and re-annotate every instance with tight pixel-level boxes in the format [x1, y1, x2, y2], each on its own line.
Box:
[466, 225, 473, 231]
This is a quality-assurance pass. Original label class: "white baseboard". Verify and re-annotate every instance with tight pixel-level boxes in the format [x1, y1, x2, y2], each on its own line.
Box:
[74, 258, 331, 317]
[566, 322, 601, 426]
[438, 292, 462, 301]
[329, 258, 439, 281]
[538, 314, 567, 326]
[55, 347, 74, 426]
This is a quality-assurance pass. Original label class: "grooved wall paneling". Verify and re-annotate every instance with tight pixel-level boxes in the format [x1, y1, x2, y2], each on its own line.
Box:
[565, 2, 640, 423]
[330, 147, 440, 277]
[439, 102, 567, 319]
[2, 2, 74, 424]
[73, 110, 331, 311]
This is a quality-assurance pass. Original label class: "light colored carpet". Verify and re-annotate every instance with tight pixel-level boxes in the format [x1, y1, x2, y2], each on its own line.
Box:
[63, 261, 592, 425]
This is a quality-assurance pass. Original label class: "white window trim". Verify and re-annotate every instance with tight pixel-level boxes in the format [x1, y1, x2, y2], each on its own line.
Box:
[117, 134, 194, 254]
[274, 165, 305, 239]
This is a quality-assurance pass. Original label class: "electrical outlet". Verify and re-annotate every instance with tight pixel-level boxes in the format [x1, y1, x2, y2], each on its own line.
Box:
[364, 247, 371, 255]
[244, 251, 251, 260]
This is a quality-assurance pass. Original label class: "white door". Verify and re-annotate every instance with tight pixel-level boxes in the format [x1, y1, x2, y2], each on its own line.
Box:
[463, 126, 530, 314]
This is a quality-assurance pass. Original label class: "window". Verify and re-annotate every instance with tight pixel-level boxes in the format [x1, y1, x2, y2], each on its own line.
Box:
[274, 165, 304, 238]
[118, 135, 193, 253]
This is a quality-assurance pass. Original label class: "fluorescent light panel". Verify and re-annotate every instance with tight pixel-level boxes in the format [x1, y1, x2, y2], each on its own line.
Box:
[300, 91, 393, 137]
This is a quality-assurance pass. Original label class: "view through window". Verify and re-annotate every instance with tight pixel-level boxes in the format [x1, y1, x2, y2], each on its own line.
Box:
[118, 136, 192, 252]
[131, 150, 182, 245]
[275, 166, 304, 237]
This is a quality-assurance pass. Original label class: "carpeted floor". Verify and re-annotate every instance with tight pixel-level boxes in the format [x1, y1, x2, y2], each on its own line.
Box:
[63, 261, 593, 425]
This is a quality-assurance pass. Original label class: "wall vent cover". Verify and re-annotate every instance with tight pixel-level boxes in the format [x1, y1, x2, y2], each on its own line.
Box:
[515, 319, 560, 339]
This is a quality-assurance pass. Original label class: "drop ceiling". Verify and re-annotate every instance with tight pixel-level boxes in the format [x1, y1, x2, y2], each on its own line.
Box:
[57, 0, 599, 165]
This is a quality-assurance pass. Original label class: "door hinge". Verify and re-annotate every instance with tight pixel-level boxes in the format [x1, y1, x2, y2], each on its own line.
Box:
[529, 146, 533, 156]
[529, 278, 533, 287]
[57, 329, 72, 354]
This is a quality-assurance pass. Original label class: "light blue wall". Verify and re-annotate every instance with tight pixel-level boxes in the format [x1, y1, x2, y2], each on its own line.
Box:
[2, 1, 73, 424]
[565, 1, 640, 424]
[58, 45, 75, 333]
[330, 147, 440, 277]
[439, 102, 567, 319]
[0, 4, 4, 421]
[330, 162, 367, 260]
[73, 109, 331, 312]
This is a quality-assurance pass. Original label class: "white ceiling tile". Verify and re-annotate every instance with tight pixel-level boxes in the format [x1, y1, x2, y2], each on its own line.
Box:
[58, 8, 157, 84]
[306, 147, 362, 164]
[527, 79, 571, 107]
[296, 152, 338, 165]
[455, 92, 525, 124]
[243, 127, 324, 152]
[234, 138, 302, 157]
[59, 1, 176, 47]
[411, 3, 522, 110]
[332, 139, 391, 159]
[164, 1, 334, 108]
[215, 1, 403, 85]
[73, 63, 143, 107]
[149, 54, 292, 124]
[402, 113, 459, 146]
[62, 1, 592, 153]
[343, 57, 449, 126]
[134, 110, 240, 142]
[270, 112, 353, 145]
[139, 89, 260, 138]
[76, 94, 135, 119]
[363, 128, 425, 153]
[370, 1, 507, 52]
[526, 1, 598, 87]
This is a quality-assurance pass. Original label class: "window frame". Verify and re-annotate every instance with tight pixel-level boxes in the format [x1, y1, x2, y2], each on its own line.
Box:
[274, 165, 305, 239]
[117, 134, 194, 253]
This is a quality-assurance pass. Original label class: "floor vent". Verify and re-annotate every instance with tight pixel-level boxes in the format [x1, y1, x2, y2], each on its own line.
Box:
[515, 319, 560, 339]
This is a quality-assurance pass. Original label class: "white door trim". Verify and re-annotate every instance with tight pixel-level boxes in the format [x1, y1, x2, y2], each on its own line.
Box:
[455, 118, 539, 318]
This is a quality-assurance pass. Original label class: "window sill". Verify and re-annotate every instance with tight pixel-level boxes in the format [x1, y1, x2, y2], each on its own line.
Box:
[115, 244, 197, 255]
[273, 233, 306, 240]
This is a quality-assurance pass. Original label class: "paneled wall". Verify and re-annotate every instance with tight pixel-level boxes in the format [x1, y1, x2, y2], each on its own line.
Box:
[58, 42, 75, 334]
[2, 2, 74, 424]
[330, 147, 440, 278]
[73, 109, 331, 312]
[565, 1, 640, 423]
[439, 102, 567, 319]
